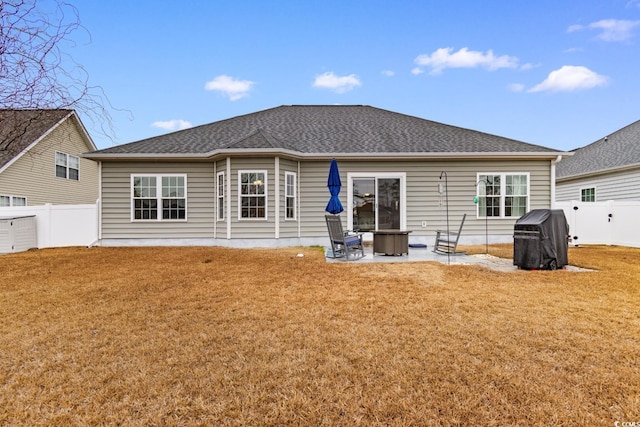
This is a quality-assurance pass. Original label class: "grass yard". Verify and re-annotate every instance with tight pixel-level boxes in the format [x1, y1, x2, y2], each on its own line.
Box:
[0, 244, 639, 426]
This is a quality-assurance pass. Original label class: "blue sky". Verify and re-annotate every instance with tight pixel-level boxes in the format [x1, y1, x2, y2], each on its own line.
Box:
[68, 0, 640, 151]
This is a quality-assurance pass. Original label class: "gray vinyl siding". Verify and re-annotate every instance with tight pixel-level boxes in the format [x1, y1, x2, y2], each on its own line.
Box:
[298, 159, 552, 239]
[0, 117, 98, 205]
[556, 168, 640, 202]
[213, 159, 228, 239]
[102, 158, 292, 241]
[101, 162, 215, 239]
[100, 157, 552, 241]
[278, 158, 300, 238]
[228, 157, 276, 239]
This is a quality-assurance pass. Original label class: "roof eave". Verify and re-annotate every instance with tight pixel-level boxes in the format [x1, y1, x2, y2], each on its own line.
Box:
[84, 149, 570, 162]
[83, 148, 304, 161]
[303, 151, 570, 161]
[69, 111, 98, 151]
[556, 162, 640, 182]
[0, 110, 75, 174]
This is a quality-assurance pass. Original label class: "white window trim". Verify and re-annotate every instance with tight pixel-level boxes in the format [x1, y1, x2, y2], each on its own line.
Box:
[0, 195, 27, 207]
[580, 186, 596, 202]
[130, 173, 188, 222]
[55, 151, 79, 181]
[285, 171, 297, 220]
[217, 171, 225, 221]
[476, 172, 530, 219]
[237, 170, 268, 220]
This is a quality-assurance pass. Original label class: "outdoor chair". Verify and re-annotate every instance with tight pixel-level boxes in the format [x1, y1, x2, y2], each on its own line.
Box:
[433, 213, 467, 255]
[325, 215, 365, 261]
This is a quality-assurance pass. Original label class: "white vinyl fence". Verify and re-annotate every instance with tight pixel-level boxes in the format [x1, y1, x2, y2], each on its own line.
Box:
[555, 200, 640, 248]
[0, 202, 99, 249]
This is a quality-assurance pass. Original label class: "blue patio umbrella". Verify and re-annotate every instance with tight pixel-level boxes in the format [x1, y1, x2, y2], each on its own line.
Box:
[325, 159, 344, 214]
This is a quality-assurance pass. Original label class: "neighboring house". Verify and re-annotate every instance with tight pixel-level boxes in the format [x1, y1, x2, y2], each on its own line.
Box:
[0, 109, 99, 206]
[84, 105, 569, 247]
[556, 119, 640, 202]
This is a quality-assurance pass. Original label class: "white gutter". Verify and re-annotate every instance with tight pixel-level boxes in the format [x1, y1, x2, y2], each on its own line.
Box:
[84, 150, 571, 162]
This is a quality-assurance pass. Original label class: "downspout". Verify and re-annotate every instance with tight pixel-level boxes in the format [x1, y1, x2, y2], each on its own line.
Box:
[88, 161, 102, 247]
[97, 161, 102, 242]
[226, 157, 231, 239]
[213, 162, 217, 238]
[275, 157, 280, 239]
[297, 160, 301, 238]
[550, 155, 562, 209]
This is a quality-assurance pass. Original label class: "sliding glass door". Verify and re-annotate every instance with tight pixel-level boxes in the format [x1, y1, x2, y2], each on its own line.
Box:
[349, 174, 405, 232]
[352, 178, 376, 231]
[377, 178, 401, 229]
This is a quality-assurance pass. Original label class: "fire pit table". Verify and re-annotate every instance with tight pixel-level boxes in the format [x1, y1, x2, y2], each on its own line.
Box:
[373, 230, 411, 256]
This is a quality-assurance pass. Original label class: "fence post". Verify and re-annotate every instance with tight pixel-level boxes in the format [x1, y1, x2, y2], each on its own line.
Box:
[44, 203, 53, 248]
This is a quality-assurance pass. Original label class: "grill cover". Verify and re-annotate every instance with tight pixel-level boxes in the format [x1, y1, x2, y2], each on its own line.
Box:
[513, 209, 569, 270]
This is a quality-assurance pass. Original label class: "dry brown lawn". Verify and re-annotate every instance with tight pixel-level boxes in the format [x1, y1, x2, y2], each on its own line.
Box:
[0, 244, 638, 426]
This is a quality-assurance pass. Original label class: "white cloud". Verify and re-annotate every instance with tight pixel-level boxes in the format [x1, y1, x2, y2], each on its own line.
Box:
[508, 83, 525, 92]
[413, 47, 519, 75]
[528, 65, 609, 93]
[411, 67, 424, 75]
[381, 70, 395, 77]
[568, 19, 640, 41]
[204, 75, 255, 101]
[152, 119, 193, 131]
[312, 72, 362, 93]
[591, 19, 640, 41]
[567, 24, 584, 33]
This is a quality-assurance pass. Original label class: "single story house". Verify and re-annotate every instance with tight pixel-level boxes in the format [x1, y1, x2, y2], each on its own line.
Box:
[84, 105, 569, 248]
[556, 119, 640, 202]
[0, 109, 99, 206]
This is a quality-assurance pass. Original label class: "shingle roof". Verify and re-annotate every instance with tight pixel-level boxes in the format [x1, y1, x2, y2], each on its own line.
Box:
[556, 119, 640, 179]
[0, 109, 73, 169]
[87, 105, 560, 158]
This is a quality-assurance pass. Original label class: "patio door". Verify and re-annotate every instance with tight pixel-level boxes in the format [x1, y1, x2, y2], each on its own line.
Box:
[349, 174, 405, 232]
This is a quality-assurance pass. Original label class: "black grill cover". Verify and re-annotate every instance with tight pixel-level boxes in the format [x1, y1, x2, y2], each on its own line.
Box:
[513, 209, 569, 270]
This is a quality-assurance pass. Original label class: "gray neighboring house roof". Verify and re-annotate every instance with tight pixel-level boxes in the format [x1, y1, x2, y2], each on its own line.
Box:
[86, 105, 563, 160]
[0, 109, 75, 170]
[556, 119, 640, 180]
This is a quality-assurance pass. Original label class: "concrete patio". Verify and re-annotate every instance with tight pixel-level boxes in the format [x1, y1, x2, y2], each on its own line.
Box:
[325, 245, 519, 272]
[324, 245, 590, 272]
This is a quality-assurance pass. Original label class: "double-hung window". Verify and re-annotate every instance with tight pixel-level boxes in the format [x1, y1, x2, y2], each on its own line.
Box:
[131, 174, 187, 221]
[581, 187, 596, 202]
[285, 171, 296, 220]
[477, 173, 529, 218]
[239, 170, 267, 219]
[217, 171, 225, 221]
[0, 195, 27, 207]
[55, 152, 79, 180]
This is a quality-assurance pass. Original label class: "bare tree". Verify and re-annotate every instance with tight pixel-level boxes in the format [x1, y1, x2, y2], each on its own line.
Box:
[0, 0, 115, 155]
